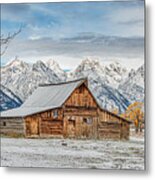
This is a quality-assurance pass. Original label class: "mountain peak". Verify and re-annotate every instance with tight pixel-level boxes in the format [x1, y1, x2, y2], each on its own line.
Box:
[46, 59, 57, 65]
[45, 59, 61, 69]
[106, 61, 127, 74]
[5, 58, 29, 69]
[35, 60, 46, 66]
[6, 59, 23, 66]
[81, 58, 100, 66]
[43, 59, 66, 80]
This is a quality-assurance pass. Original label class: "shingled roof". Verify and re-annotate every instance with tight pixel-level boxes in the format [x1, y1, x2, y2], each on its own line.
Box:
[0, 78, 87, 117]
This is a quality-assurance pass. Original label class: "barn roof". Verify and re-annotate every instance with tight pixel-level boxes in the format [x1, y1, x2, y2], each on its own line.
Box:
[0, 78, 86, 117]
[0, 78, 131, 123]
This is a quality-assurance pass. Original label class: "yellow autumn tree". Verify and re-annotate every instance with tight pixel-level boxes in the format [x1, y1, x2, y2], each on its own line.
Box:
[122, 102, 144, 133]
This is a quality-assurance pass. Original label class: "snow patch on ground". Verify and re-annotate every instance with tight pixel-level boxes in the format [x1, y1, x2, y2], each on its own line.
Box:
[1, 137, 144, 170]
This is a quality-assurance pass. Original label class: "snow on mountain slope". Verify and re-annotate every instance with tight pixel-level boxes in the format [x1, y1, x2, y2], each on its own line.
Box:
[88, 77, 130, 113]
[0, 85, 22, 111]
[43, 59, 67, 81]
[119, 64, 144, 103]
[1, 59, 63, 101]
[104, 61, 129, 87]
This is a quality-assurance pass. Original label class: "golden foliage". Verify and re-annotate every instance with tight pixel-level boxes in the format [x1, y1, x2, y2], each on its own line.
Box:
[122, 102, 144, 133]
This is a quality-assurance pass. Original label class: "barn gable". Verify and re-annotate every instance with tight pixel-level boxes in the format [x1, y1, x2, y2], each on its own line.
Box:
[64, 83, 98, 108]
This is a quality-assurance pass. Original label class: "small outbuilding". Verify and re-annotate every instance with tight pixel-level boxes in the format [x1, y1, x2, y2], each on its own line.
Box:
[0, 79, 131, 140]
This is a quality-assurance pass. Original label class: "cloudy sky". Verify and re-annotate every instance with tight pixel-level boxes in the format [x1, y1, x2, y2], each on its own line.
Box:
[1, 0, 144, 70]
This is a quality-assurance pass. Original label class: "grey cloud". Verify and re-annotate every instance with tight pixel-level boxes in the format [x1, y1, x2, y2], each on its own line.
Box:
[118, 19, 144, 26]
[4, 34, 144, 62]
[62, 32, 96, 43]
[61, 33, 144, 49]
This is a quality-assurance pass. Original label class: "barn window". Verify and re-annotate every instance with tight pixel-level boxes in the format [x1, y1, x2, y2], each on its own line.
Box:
[83, 118, 93, 125]
[3, 122, 6, 126]
[53, 110, 58, 118]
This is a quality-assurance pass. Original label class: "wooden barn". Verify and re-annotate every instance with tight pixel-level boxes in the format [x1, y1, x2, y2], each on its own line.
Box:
[0, 79, 131, 140]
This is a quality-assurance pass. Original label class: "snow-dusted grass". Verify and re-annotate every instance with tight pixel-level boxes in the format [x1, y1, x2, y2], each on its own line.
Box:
[1, 137, 144, 170]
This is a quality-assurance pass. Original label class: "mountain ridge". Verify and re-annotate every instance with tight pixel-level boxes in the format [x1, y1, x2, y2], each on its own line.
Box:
[1, 58, 144, 113]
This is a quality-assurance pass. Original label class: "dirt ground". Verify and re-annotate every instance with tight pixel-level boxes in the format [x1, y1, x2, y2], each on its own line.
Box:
[1, 135, 145, 170]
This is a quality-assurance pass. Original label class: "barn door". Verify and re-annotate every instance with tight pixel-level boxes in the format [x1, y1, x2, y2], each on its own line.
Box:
[26, 118, 39, 137]
[31, 119, 39, 135]
[67, 120, 76, 138]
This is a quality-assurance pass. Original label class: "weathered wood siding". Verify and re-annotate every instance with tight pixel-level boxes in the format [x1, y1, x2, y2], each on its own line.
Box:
[0, 117, 24, 136]
[63, 108, 98, 139]
[25, 108, 63, 137]
[65, 83, 97, 108]
[121, 121, 130, 140]
[98, 109, 130, 140]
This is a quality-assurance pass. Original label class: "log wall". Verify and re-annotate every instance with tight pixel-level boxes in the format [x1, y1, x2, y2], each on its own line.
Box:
[25, 108, 63, 138]
[0, 117, 24, 136]
[98, 109, 130, 140]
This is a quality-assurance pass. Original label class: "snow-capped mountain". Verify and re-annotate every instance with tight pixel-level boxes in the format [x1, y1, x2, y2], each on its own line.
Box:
[1, 58, 65, 100]
[0, 85, 22, 111]
[69, 58, 129, 88]
[119, 64, 144, 103]
[104, 61, 129, 87]
[1, 58, 144, 113]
